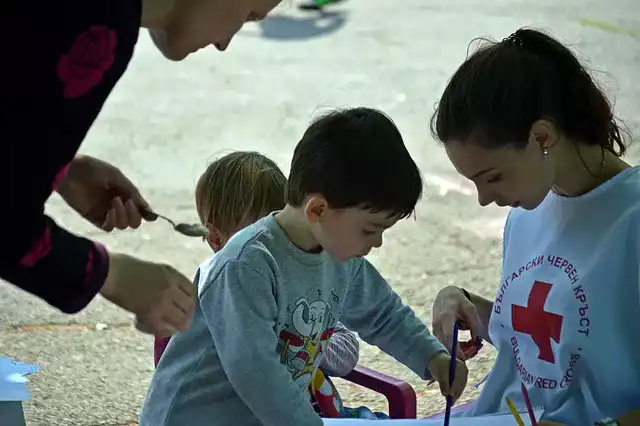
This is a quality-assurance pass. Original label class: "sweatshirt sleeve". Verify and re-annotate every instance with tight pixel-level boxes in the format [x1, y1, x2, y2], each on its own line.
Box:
[637, 218, 639, 304]
[340, 259, 447, 380]
[199, 259, 323, 426]
[319, 321, 359, 377]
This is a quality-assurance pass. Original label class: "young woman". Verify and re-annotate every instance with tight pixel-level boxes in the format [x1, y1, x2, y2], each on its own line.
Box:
[430, 28, 639, 426]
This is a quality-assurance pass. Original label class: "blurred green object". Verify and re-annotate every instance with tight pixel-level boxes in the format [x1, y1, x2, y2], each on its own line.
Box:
[579, 18, 640, 38]
[299, 0, 342, 10]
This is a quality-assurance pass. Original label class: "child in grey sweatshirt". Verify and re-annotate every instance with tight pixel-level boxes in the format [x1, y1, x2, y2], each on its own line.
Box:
[147, 150, 360, 416]
[140, 108, 468, 426]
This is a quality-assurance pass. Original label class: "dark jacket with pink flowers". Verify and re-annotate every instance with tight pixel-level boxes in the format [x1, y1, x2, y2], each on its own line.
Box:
[3, 0, 141, 312]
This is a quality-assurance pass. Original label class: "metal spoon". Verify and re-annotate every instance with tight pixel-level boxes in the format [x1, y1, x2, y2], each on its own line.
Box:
[142, 209, 208, 238]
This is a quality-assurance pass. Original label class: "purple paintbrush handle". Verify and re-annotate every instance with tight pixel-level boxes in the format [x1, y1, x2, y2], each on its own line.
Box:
[444, 321, 461, 426]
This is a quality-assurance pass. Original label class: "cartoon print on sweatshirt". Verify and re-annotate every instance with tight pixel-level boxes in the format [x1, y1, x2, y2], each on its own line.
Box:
[278, 289, 337, 388]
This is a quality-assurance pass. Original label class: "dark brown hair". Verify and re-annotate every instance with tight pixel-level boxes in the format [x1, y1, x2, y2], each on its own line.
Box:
[286, 107, 422, 219]
[196, 151, 286, 236]
[431, 28, 629, 156]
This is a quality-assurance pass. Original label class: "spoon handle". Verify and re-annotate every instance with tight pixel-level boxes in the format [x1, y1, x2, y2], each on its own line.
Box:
[141, 208, 175, 227]
[140, 207, 158, 221]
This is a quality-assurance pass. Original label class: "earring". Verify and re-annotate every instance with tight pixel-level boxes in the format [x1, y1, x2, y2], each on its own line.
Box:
[543, 148, 549, 160]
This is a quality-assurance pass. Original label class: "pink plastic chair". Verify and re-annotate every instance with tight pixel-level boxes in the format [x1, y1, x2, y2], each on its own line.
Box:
[342, 364, 417, 419]
[154, 337, 417, 419]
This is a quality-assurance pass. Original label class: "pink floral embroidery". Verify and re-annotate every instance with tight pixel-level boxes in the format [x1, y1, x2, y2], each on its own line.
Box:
[52, 163, 71, 192]
[57, 26, 118, 99]
[84, 248, 95, 285]
[85, 242, 108, 286]
[20, 226, 52, 267]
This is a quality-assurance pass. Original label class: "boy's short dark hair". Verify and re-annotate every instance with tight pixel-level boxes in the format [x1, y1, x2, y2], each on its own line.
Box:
[286, 107, 422, 219]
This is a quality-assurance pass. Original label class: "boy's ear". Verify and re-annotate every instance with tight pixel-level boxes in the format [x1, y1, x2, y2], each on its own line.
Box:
[303, 195, 328, 225]
[205, 224, 224, 252]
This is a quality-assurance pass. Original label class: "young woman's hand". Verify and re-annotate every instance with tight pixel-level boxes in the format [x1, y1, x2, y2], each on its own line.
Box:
[57, 155, 155, 231]
[432, 286, 484, 359]
[100, 252, 196, 337]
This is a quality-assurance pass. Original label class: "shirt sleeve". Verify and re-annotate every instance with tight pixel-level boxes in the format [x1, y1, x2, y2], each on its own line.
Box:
[3, 0, 140, 314]
[340, 259, 447, 380]
[319, 321, 360, 377]
[199, 259, 323, 426]
[0, 202, 109, 314]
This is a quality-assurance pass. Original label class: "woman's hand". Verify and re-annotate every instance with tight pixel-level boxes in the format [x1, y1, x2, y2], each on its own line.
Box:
[57, 155, 155, 231]
[100, 252, 196, 337]
[432, 286, 484, 359]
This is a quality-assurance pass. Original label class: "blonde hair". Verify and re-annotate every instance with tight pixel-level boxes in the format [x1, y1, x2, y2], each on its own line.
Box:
[196, 151, 287, 237]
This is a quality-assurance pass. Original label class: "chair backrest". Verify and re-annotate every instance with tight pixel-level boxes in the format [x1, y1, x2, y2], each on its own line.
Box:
[154, 336, 171, 367]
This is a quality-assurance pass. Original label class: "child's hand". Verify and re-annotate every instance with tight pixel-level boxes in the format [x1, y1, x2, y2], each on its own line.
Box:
[427, 352, 468, 403]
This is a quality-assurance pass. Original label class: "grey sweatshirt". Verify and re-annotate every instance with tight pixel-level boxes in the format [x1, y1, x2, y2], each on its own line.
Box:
[139, 214, 446, 426]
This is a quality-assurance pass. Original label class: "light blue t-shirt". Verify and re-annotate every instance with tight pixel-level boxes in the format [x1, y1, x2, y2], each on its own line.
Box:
[467, 166, 640, 424]
[140, 214, 446, 426]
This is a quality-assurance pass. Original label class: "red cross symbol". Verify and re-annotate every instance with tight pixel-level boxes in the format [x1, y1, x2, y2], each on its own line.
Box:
[512, 281, 563, 364]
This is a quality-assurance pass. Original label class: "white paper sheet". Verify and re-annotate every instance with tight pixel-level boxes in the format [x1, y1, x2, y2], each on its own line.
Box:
[0, 356, 40, 402]
[323, 409, 543, 425]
